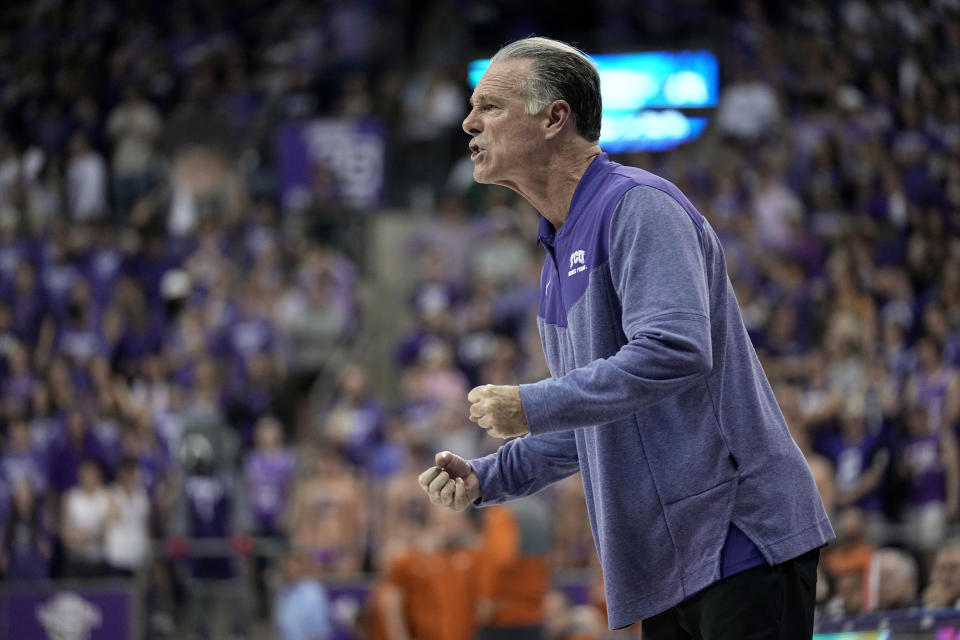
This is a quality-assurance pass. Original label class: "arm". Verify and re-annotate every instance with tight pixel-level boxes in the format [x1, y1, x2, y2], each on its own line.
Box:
[469, 430, 580, 506]
[380, 585, 413, 640]
[946, 374, 960, 432]
[836, 449, 888, 507]
[520, 187, 713, 435]
[941, 428, 960, 520]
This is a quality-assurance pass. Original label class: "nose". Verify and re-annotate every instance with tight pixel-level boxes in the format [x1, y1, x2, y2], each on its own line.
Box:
[462, 107, 481, 136]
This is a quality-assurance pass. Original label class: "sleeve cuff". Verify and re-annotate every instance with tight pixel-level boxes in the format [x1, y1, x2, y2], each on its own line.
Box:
[467, 453, 504, 508]
[519, 381, 556, 435]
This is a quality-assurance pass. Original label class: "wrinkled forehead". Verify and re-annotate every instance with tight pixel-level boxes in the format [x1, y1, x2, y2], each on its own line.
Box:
[471, 59, 533, 105]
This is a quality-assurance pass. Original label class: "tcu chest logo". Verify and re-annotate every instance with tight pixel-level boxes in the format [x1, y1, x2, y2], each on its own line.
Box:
[568, 249, 587, 276]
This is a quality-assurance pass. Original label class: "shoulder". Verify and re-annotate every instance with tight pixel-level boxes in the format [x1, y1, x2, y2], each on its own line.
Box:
[594, 158, 704, 229]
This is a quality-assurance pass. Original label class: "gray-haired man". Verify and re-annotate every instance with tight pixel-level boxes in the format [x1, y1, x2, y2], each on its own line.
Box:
[419, 36, 833, 639]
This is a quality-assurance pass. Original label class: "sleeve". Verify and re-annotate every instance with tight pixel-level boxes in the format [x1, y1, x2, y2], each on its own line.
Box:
[469, 430, 580, 506]
[519, 186, 713, 435]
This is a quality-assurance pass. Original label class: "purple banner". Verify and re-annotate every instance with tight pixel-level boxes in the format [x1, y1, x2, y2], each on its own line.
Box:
[0, 582, 136, 640]
[277, 119, 386, 211]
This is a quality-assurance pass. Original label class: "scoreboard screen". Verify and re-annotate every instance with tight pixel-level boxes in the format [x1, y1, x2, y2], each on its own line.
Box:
[467, 49, 719, 153]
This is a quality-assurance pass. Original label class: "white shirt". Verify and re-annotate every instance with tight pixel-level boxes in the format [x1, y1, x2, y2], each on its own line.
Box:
[66, 151, 108, 221]
[105, 486, 151, 570]
[64, 488, 110, 561]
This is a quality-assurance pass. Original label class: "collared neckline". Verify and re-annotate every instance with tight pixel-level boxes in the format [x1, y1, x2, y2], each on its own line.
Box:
[536, 152, 611, 248]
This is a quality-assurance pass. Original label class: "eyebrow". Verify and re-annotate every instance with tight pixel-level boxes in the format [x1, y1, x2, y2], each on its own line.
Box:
[469, 93, 498, 107]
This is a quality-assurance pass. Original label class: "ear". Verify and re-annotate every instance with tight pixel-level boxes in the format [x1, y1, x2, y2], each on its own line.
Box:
[543, 100, 573, 140]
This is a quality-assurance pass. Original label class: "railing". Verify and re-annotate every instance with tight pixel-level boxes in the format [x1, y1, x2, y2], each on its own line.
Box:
[816, 610, 960, 639]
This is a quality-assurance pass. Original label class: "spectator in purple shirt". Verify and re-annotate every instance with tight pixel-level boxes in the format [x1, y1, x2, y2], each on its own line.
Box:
[321, 364, 386, 468]
[27, 382, 62, 459]
[1, 341, 35, 411]
[243, 416, 295, 537]
[0, 416, 47, 495]
[226, 352, 281, 447]
[48, 407, 109, 494]
[828, 397, 889, 541]
[55, 279, 107, 365]
[9, 261, 48, 349]
[898, 405, 960, 554]
[0, 481, 52, 580]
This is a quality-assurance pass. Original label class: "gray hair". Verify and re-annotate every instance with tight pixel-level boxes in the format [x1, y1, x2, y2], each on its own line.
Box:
[491, 37, 602, 142]
[877, 548, 918, 585]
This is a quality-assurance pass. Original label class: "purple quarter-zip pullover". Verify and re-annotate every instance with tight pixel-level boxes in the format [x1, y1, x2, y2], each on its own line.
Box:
[469, 153, 834, 628]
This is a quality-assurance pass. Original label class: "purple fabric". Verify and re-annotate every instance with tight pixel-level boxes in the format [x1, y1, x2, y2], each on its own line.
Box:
[823, 432, 885, 513]
[2, 506, 51, 580]
[903, 433, 947, 506]
[244, 450, 295, 531]
[0, 451, 47, 493]
[471, 154, 834, 627]
[47, 432, 108, 494]
[84, 246, 124, 306]
[720, 523, 766, 578]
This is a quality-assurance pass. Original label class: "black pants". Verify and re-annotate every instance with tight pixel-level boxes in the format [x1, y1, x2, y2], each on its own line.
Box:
[642, 548, 820, 640]
[475, 625, 542, 640]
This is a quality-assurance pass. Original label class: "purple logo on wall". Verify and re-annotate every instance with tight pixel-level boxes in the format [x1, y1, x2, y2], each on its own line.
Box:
[0, 584, 134, 640]
[277, 119, 386, 211]
[36, 593, 102, 640]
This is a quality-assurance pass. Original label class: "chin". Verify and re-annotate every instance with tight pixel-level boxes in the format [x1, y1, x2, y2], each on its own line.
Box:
[472, 166, 493, 185]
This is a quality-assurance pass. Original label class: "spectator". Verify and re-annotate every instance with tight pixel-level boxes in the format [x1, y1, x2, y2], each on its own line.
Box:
[65, 132, 109, 223]
[377, 509, 480, 640]
[274, 548, 333, 640]
[823, 508, 875, 596]
[924, 539, 960, 609]
[0, 416, 47, 495]
[106, 86, 162, 218]
[897, 404, 960, 553]
[907, 336, 960, 434]
[474, 498, 553, 640]
[170, 441, 252, 640]
[61, 459, 110, 577]
[288, 447, 366, 575]
[0, 481, 52, 580]
[321, 364, 386, 468]
[828, 396, 888, 540]
[871, 547, 920, 611]
[244, 416, 296, 537]
[48, 407, 108, 494]
[104, 458, 151, 576]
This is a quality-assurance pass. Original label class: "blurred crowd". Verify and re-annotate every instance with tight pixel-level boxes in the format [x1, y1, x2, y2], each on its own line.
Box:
[0, 0, 959, 638]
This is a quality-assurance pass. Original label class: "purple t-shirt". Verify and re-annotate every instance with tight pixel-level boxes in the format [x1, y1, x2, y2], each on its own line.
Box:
[244, 450, 295, 531]
[903, 432, 947, 506]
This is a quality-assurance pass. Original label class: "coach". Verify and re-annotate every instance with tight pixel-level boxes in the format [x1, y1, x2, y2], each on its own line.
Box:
[419, 37, 834, 639]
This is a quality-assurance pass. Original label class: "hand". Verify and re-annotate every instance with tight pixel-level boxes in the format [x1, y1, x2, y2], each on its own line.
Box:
[418, 451, 481, 511]
[468, 385, 530, 439]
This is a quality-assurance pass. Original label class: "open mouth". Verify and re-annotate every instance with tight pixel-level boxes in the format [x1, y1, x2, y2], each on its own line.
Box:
[470, 142, 484, 160]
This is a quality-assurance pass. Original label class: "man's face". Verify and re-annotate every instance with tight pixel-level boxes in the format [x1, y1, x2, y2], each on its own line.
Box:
[933, 548, 960, 598]
[462, 59, 546, 186]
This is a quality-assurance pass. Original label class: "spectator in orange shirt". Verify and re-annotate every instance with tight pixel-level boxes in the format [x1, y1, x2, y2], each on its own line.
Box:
[475, 498, 552, 640]
[822, 508, 875, 616]
[378, 509, 481, 640]
[823, 508, 875, 579]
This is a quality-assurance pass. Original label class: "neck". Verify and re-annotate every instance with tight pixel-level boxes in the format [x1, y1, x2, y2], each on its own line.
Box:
[506, 143, 602, 230]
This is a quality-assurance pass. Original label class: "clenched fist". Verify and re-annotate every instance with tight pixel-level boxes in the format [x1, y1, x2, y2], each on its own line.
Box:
[418, 451, 482, 511]
[468, 384, 530, 439]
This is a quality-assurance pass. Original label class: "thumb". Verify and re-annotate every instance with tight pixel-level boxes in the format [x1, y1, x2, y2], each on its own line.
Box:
[436, 451, 471, 479]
